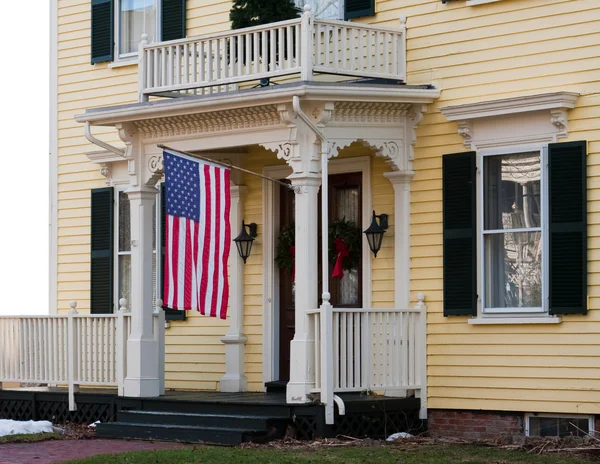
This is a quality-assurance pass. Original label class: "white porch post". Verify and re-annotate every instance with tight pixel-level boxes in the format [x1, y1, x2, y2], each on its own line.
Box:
[384, 171, 415, 309]
[220, 185, 248, 392]
[383, 170, 415, 398]
[123, 184, 161, 397]
[286, 175, 320, 403]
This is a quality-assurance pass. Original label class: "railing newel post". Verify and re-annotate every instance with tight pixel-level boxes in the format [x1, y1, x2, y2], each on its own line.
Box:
[67, 301, 79, 411]
[138, 33, 149, 102]
[415, 293, 427, 419]
[116, 298, 129, 396]
[154, 299, 166, 395]
[300, 5, 314, 81]
[399, 16, 407, 81]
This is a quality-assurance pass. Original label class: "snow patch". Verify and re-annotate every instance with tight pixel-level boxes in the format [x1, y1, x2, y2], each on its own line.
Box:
[0, 419, 55, 437]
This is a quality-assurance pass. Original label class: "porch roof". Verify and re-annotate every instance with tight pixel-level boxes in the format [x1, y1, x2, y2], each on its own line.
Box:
[75, 81, 439, 127]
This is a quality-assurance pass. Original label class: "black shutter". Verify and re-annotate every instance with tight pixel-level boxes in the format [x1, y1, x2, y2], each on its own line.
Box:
[344, 0, 375, 19]
[161, 0, 186, 42]
[443, 152, 477, 316]
[161, 184, 186, 321]
[91, 0, 114, 64]
[549, 141, 587, 315]
[91, 188, 114, 314]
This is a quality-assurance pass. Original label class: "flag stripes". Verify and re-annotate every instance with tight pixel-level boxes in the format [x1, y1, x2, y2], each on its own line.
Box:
[163, 150, 231, 319]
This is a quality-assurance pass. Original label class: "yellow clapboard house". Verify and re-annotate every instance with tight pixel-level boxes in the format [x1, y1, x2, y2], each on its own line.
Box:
[1, 0, 595, 443]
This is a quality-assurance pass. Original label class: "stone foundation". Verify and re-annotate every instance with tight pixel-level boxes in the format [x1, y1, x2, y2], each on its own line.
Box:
[428, 409, 523, 440]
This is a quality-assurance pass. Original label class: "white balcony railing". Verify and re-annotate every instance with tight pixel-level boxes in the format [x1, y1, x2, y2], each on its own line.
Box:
[308, 294, 427, 421]
[0, 299, 165, 411]
[138, 7, 406, 101]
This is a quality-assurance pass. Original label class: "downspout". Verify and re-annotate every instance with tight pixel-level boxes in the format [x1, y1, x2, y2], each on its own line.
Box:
[84, 122, 126, 158]
[292, 96, 344, 424]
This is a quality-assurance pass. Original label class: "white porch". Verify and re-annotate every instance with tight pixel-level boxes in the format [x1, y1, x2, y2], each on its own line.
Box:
[1, 11, 439, 425]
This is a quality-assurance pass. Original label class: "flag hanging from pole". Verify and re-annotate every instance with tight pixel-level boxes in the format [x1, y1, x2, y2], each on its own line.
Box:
[163, 149, 231, 319]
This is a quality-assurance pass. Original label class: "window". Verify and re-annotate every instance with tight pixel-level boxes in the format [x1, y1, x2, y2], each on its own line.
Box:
[526, 414, 594, 438]
[116, 189, 157, 309]
[295, 0, 374, 20]
[117, 0, 158, 58]
[91, 0, 186, 64]
[441, 141, 587, 318]
[482, 150, 544, 313]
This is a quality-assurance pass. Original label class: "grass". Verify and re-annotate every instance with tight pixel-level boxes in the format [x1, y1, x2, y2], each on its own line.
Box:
[0, 432, 62, 444]
[63, 443, 597, 464]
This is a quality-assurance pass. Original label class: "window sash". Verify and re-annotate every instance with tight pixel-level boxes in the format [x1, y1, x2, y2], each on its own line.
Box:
[479, 147, 548, 315]
[115, 187, 159, 309]
[116, 0, 161, 59]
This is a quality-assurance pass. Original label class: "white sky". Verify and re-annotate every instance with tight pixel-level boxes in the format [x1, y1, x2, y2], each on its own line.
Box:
[0, 5, 50, 314]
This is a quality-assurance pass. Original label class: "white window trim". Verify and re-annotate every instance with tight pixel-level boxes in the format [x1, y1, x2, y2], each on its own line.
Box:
[476, 143, 556, 320]
[114, 185, 160, 310]
[525, 413, 595, 437]
[466, 0, 501, 6]
[114, 0, 162, 62]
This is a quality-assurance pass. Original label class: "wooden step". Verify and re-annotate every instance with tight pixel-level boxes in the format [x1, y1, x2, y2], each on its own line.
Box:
[117, 409, 289, 430]
[96, 421, 265, 445]
[264, 380, 288, 393]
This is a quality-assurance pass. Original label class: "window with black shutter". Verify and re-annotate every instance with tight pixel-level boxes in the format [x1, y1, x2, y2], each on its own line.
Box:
[344, 0, 375, 19]
[549, 141, 587, 315]
[442, 152, 477, 316]
[91, 0, 186, 63]
[91, 188, 114, 314]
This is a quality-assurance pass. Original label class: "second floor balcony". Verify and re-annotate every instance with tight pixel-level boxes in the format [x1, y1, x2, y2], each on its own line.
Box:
[137, 7, 407, 102]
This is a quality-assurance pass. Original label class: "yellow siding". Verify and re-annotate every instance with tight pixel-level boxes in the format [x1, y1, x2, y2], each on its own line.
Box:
[57, 0, 600, 408]
[367, 0, 600, 414]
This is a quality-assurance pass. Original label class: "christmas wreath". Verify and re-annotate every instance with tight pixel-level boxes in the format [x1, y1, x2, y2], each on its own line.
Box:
[275, 219, 361, 278]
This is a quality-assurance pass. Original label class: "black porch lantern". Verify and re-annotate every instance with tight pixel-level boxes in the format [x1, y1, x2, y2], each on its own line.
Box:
[363, 210, 388, 258]
[233, 220, 258, 264]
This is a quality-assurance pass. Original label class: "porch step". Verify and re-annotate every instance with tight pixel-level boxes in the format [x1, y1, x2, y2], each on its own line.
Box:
[117, 410, 289, 430]
[95, 422, 271, 445]
[264, 380, 288, 393]
[96, 408, 291, 445]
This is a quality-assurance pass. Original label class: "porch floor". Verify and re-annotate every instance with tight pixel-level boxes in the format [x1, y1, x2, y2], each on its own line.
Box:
[0, 387, 422, 440]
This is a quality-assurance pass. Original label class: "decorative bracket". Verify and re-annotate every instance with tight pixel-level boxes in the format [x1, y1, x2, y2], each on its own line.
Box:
[457, 120, 473, 148]
[146, 153, 164, 187]
[550, 109, 568, 139]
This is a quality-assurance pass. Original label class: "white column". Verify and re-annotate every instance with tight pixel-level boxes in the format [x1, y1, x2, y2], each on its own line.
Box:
[123, 185, 160, 397]
[383, 170, 414, 398]
[383, 171, 415, 309]
[286, 175, 320, 403]
[220, 185, 248, 392]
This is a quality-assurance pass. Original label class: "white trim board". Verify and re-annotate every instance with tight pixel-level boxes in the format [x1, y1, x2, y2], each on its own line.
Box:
[261, 156, 372, 386]
[49, 0, 58, 314]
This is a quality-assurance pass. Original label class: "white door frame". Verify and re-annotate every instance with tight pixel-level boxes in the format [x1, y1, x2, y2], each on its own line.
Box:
[261, 156, 372, 385]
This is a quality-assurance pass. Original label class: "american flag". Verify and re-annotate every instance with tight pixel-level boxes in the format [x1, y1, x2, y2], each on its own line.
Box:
[163, 150, 231, 319]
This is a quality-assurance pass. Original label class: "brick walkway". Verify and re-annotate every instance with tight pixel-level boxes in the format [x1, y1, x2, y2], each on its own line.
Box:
[0, 439, 191, 464]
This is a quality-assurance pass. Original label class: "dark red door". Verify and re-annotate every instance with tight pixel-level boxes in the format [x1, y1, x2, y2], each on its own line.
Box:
[277, 173, 363, 381]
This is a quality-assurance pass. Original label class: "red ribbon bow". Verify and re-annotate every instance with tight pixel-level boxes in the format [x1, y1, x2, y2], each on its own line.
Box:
[332, 237, 350, 279]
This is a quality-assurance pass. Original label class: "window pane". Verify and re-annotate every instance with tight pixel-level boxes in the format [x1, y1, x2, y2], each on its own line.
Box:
[334, 186, 360, 306]
[120, 0, 157, 56]
[484, 152, 541, 230]
[295, 0, 343, 19]
[118, 254, 131, 307]
[484, 232, 542, 309]
[119, 191, 131, 252]
[153, 198, 157, 250]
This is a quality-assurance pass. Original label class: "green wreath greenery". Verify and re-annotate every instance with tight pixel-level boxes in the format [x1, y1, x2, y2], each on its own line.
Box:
[274, 219, 361, 273]
[275, 222, 296, 273]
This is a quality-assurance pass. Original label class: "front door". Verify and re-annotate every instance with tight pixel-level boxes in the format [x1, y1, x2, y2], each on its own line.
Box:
[277, 172, 363, 381]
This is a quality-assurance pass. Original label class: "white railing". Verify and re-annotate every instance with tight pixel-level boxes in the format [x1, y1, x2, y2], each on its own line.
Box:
[0, 299, 165, 411]
[138, 7, 406, 101]
[309, 294, 427, 417]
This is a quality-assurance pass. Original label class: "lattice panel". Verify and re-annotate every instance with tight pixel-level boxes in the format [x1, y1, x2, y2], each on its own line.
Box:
[37, 401, 114, 423]
[0, 400, 33, 421]
[333, 409, 422, 438]
[294, 415, 319, 440]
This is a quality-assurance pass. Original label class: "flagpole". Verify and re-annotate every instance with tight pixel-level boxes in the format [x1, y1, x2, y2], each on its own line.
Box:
[157, 144, 296, 191]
